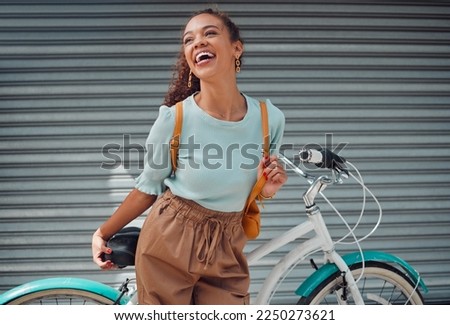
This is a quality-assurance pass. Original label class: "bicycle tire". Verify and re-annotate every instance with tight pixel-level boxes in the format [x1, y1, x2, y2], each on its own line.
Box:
[4, 288, 116, 305]
[297, 261, 424, 305]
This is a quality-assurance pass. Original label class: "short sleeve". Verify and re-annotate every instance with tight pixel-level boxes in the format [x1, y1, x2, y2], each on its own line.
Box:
[134, 105, 175, 195]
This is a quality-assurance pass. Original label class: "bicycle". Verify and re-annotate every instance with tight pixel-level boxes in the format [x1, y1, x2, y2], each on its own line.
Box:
[0, 148, 428, 305]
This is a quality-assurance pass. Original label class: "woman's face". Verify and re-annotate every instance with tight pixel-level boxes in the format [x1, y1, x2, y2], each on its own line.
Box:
[182, 13, 243, 82]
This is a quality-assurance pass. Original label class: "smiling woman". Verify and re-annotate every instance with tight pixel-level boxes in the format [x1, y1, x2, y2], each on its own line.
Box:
[91, 7, 287, 305]
[164, 9, 245, 108]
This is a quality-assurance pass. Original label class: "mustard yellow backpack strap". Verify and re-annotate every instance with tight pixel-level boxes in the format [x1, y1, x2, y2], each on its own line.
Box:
[259, 101, 270, 158]
[170, 101, 183, 174]
[245, 101, 270, 210]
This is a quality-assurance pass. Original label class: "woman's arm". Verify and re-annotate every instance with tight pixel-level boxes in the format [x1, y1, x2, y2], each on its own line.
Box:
[92, 188, 156, 269]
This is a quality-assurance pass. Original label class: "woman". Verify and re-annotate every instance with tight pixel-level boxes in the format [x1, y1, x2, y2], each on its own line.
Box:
[92, 8, 287, 305]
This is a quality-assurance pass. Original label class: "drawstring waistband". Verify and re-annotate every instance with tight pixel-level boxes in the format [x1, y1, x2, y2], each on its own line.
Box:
[196, 218, 222, 267]
[160, 189, 244, 268]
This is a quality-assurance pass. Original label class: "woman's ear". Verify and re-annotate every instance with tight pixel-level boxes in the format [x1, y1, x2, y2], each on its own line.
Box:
[234, 40, 244, 59]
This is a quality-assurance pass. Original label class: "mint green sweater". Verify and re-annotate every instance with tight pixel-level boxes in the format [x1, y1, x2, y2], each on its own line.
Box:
[135, 93, 285, 212]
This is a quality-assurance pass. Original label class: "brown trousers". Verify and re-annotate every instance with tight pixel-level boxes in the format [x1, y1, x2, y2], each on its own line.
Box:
[135, 189, 250, 305]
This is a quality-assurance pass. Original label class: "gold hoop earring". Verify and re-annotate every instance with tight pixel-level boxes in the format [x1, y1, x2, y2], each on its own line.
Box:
[188, 70, 192, 88]
[235, 58, 241, 73]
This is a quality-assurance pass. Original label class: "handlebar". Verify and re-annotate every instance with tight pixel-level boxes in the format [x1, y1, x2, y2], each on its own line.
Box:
[278, 148, 348, 185]
[278, 148, 350, 210]
[299, 148, 348, 176]
[279, 147, 383, 249]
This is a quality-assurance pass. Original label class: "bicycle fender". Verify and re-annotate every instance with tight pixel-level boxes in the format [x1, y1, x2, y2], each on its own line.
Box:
[295, 250, 428, 297]
[0, 277, 130, 305]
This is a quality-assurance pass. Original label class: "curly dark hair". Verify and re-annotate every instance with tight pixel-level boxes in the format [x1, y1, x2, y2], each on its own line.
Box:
[163, 8, 244, 107]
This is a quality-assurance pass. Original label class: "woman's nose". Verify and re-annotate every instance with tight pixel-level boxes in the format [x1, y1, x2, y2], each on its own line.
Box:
[193, 36, 207, 48]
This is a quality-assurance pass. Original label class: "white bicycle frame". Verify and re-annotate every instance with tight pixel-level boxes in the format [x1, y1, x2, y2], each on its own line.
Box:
[246, 154, 363, 305]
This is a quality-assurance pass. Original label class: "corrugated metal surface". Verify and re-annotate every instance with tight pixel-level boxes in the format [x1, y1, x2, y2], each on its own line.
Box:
[1, 0, 449, 304]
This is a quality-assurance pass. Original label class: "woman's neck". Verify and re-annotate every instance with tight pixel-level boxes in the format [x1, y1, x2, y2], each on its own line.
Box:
[194, 81, 247, 121]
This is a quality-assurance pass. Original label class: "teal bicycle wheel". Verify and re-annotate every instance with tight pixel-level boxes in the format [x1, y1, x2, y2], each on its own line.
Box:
[297, 261, 425, 305]
[4, 288, 116, 305]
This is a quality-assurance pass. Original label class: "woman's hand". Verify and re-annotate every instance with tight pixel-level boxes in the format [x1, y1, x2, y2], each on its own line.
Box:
[92, 229, 116, 270]
[90, 189, 156, 270]
[258, 155, 288, 198]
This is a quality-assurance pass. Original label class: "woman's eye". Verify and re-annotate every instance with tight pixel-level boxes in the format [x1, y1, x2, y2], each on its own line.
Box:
[205, 30, 217, 37]
[183, 30, 217, 45]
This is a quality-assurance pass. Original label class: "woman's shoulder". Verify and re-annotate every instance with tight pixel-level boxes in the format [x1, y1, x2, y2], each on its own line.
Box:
[147, 103, 176, 138]
[157, 103, 176, 119]
[244, 94, 285, 123]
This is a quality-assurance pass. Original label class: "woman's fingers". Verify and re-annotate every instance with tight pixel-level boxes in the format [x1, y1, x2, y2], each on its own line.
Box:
[263, 157, 287, 183]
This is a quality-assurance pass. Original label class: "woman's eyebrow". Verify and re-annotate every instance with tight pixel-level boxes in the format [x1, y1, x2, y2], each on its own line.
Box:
[183, 25, 221, 39]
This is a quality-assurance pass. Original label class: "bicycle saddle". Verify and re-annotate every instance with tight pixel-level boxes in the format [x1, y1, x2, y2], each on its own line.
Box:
[104, 227, 140, 268]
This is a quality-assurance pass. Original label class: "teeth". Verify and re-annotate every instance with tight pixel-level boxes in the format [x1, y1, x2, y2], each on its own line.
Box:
[196, 52, 215, 63]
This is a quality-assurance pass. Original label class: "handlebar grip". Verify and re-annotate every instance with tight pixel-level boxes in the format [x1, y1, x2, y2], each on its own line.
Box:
[299, 148, 348, 174]
[299, 148, 325, 164]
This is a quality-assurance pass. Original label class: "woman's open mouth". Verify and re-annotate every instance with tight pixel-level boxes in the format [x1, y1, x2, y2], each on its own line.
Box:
[195, 51, 215, 66]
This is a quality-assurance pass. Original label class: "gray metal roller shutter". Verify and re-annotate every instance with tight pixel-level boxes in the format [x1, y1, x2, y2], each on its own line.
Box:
[0, 1, 449, 304]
